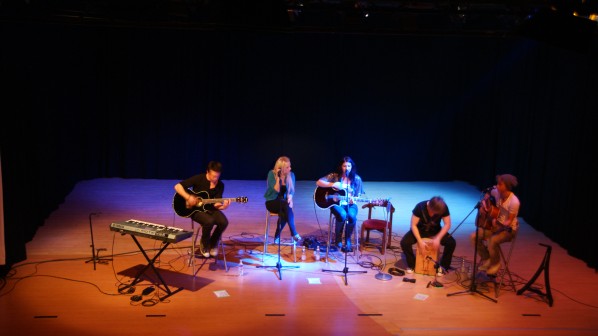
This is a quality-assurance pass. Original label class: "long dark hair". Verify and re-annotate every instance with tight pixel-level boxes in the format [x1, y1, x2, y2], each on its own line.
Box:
[336, 156, 357, 181]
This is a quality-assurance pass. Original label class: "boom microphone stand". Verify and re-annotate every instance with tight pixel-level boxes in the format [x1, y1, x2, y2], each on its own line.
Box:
[446, 201, 497, 303]
[85, 212, 112, 270]
[323, 186, 366, 286]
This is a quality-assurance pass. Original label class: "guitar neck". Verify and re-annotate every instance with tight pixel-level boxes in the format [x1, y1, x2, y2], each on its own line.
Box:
[202, 197, 240, 204]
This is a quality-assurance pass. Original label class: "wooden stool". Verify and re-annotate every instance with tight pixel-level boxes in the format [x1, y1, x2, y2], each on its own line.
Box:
[415, 238, 439, 275]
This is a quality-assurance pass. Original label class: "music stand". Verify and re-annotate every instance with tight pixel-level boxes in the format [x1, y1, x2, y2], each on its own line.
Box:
[447, 201, 497, 303]
[85, 212, 112, 270]
[257, 204, 299, 280]
[323, 187, 367, 286]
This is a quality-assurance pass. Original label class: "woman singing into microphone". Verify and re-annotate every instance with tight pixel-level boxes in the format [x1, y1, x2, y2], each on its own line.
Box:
[264, 156, 301, 243]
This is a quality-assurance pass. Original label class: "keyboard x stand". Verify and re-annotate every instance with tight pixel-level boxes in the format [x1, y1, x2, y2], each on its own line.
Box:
[120, 234, 184, 301]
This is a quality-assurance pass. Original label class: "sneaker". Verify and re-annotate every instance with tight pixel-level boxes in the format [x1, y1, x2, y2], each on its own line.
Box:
[436, 269, 445, 277]
[273, 236, 280, 244]
[293, 234, 302, 242]
[342, 241, 353, 252]
[406, 268, 414, 274]
[486, 262, 501, 275]
[197, 241, 209, 258]
[209, 247, 219, 258]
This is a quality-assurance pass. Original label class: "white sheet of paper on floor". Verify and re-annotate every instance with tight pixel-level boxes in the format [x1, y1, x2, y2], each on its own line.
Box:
[413, 293, 428, 301]
[214, 290, 230, 298]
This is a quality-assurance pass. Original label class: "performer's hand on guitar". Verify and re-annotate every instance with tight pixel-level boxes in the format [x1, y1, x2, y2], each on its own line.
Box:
[480, 192, 493, 214]
[348, 195, 356, 205]
[479, 203, 488, 215]
[186, 194, 198, 209]
[216, 199, 230, 210]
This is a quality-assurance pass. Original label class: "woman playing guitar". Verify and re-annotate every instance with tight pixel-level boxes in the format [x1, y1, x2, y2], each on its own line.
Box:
[316, 156, 364, 252]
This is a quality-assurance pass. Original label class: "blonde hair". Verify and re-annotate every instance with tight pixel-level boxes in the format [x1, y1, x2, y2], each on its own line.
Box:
[273, 156, 294, 195]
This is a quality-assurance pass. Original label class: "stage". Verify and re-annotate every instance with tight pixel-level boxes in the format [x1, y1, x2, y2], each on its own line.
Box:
[1, 179, 597, 335]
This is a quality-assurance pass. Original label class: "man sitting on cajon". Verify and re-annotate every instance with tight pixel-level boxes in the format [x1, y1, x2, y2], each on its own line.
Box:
[400, 196, 456, 276]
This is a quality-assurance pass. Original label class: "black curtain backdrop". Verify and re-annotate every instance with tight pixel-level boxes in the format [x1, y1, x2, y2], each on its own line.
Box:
[1, 21, 597, 274]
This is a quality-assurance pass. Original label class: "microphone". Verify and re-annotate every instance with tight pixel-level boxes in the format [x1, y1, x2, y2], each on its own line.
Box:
[482, 186, 494, 193]
[426, 255, 444, 270]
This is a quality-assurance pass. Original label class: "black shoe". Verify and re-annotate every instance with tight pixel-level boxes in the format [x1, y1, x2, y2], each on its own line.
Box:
[342, 241, 353, 253]
[335, 241, 343, 250]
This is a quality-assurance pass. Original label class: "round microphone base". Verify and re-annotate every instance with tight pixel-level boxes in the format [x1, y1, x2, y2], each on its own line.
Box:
[375, 272, 393, 281]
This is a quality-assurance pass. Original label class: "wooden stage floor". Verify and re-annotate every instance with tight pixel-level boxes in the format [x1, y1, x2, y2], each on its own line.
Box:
[1, 179, 597, 335]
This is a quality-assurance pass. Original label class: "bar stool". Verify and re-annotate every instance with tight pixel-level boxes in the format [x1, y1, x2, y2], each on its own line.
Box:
[189, 219, 228, 275]
[494, 232, 518, 298]
[263, 210, 297, 263]
[325, 212, 358, 263]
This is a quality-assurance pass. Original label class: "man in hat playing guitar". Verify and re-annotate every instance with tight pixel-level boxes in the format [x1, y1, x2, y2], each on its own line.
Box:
[470, 174, 520, 276]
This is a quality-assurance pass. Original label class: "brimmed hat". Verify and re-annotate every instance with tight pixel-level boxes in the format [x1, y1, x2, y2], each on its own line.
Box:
[496, 174, 518, 191]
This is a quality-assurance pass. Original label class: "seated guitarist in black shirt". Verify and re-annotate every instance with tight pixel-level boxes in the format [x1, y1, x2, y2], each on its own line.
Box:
[316, 156, 364, 252]
[174, 161, 230, 258]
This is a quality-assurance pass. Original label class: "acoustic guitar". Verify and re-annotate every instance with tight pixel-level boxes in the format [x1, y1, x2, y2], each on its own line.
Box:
[173, 190, 248, 217]
[476, 196, 499, 230]
[313, 186, 386, 210]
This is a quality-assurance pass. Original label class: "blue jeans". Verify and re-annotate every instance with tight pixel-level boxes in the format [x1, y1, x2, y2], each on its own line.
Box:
[330, 203, 358, 243]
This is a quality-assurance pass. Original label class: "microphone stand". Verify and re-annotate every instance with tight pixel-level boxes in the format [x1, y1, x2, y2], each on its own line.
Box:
[446, 201, 497, 303]
[426, 255, 445, 287]
[323, 185, 367, 286]
[85, 212, 112, 270]
[447, 199, 481, 237]
[257, 181, 299, 280]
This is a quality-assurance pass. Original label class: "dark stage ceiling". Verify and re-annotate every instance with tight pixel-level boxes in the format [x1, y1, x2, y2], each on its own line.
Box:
[1, 0, 597, 38]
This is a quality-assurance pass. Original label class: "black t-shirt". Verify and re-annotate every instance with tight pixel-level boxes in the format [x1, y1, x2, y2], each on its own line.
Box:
[179, 173, 225, 211]
[412, 200, 450, 235]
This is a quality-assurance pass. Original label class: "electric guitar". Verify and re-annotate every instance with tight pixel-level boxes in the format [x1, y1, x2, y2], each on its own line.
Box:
[173, 190, 248, 217]
[313, 186, 386, 210]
